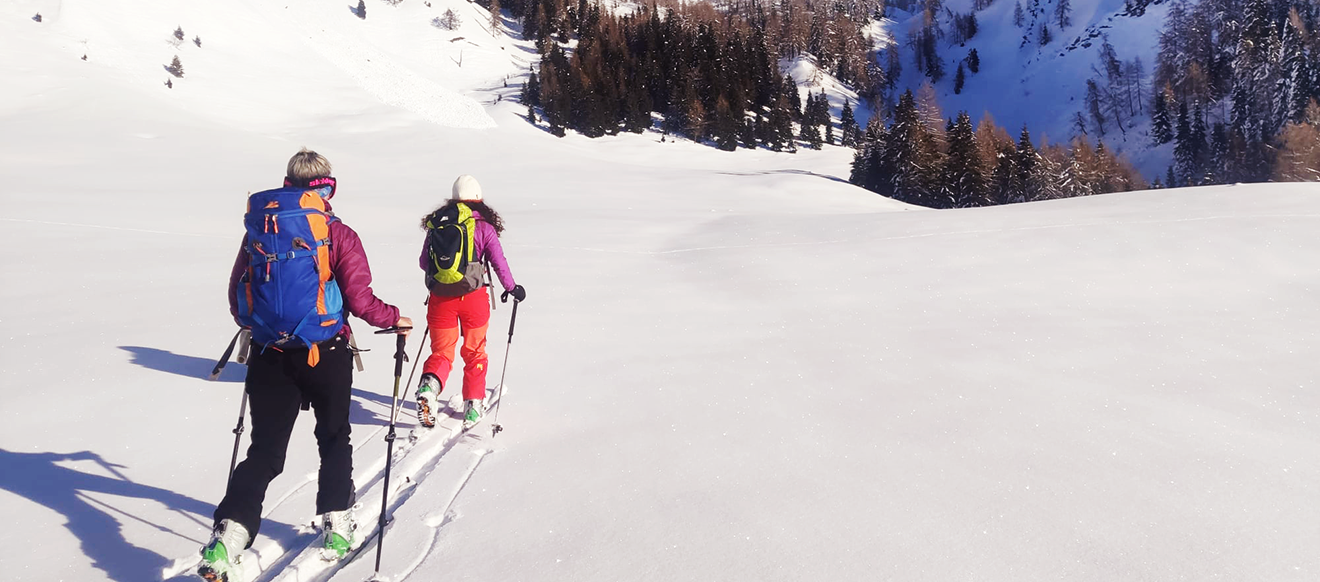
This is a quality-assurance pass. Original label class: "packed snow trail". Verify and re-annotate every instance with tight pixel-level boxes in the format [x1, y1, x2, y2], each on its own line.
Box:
[161, 389, 504, 582]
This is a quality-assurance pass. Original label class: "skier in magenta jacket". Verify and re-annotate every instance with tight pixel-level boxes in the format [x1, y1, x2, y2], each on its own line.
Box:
[415, 175, 524, 429]
[200, 149, 411, 581]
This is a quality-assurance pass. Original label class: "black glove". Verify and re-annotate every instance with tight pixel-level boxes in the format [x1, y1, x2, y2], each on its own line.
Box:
[502, 285, 526, 303]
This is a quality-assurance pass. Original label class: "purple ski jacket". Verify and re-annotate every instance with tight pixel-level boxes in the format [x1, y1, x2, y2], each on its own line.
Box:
[418, 210, 516, 292]
[229, 208, 400, 341]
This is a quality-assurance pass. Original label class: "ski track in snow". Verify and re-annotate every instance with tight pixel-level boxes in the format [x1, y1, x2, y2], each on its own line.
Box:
[160, 387, 506, 582]
[374, 448, 490, 582]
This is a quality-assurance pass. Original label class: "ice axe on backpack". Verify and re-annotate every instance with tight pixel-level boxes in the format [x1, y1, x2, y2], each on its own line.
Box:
[485, 260, 496, 311]
[208, 328, 250, 381]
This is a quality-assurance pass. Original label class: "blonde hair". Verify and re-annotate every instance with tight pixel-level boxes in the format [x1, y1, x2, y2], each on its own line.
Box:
[286, 148, 332, 183]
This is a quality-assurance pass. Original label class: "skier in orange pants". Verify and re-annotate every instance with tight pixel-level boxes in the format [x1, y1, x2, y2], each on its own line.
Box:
[416, 175, 524, 428]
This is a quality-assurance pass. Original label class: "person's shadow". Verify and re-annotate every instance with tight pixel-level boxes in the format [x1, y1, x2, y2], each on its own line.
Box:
[119, 346, 245, 383]
[0, 449, 295, 581]
[349, 386, 417, 426]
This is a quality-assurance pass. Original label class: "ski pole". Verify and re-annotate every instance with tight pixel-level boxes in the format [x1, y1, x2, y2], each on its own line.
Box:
[208, 329, 245, 380]
[489, 295, 520, 437]
[372, 327, 410, 576]
[226, 391, 249, 488]
[401, 295, 431, 416]
[402, 326, 430, 416]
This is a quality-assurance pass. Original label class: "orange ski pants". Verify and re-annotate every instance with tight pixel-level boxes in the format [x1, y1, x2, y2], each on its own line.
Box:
[422, 289, 491, 401]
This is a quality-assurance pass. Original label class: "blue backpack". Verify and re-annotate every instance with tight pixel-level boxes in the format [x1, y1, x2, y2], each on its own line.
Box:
[235, 187, 344, 363]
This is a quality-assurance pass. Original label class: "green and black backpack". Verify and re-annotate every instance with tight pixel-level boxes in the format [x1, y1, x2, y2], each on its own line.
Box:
[423, 202, 487, 296]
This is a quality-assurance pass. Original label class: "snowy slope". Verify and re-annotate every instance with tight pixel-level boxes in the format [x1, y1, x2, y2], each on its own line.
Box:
[2, 1, 1320, 582]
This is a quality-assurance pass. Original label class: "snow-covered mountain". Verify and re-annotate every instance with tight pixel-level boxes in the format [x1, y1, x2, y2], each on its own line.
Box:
[882, 0, 1172, 173]
[2, 1, 1318, 581]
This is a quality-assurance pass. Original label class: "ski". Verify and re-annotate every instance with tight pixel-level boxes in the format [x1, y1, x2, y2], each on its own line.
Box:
[164, 391, 500, 582]
[266, 392, 498, 582]
[409, 387, 503, 444]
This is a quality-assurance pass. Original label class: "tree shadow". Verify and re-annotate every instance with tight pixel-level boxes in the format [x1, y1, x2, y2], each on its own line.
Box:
[119, 346, 244, 383]
[0, 449, 297, 582]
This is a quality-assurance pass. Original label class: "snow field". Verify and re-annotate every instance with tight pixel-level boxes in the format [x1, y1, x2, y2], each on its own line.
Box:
[1, 1, 1318, 581]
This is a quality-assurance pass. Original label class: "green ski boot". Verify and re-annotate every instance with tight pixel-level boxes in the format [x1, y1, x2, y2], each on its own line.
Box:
[321, 508, 357, 560]
[462, 398, 486, 430]
[416, 374, 441, 428]
[197, 519, 249, 581]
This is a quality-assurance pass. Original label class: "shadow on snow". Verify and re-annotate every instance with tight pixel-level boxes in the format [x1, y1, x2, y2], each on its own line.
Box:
[0, 448, 299, 582]
[119, 345, 245, 383]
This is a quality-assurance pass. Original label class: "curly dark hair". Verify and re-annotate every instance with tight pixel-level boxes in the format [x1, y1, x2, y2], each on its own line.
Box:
[420, 200, 505, 235]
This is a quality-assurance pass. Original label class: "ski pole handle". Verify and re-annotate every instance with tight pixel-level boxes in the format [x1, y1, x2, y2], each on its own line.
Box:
[392, 333, 408, 378]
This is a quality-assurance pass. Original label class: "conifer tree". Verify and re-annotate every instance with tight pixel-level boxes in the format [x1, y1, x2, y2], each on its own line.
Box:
[784, 75, 802, 120]
[1279, 15, 1312, 126]
[1174, 101, 1198, 183]
[768, 95, 794, 151]
[714, 95, 740, 151]
[800, 121, 823, 149]
[1056, 0, 1072, 29]
[754, 111, 772, 149]
[166, 55, 184, 78]
[1151, 88, 1173, 144]
[920, 29, 944, 82]
[1189, 103, 1208, 183]
[1014, 1, 1025, 27]
[1086, 79, 1106, 137]
[357, 0, 366, 19]
[840, 101, 859, 148]
[851, 116, 891, 196]
[1072, 111, 1089, 137]
[885, 90, 941, 207]
[1209, 122, 1230, 182]
[1013, 126, 1039, 203]
[967, 48, 980, 74]
[522, 71, 541, 107]
[739, 115, 758, 149]
[1039, 23, 1053, 46]
[489, 0, 502, 35]
[944, 112, 989, 207]
[1231, 0, 1277, 144]
[990, 142, 1018, 204]
[954, 63, 966, 94]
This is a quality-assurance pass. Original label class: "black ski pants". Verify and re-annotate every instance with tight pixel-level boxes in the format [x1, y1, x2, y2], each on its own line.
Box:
[214, 334, 355, 543]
